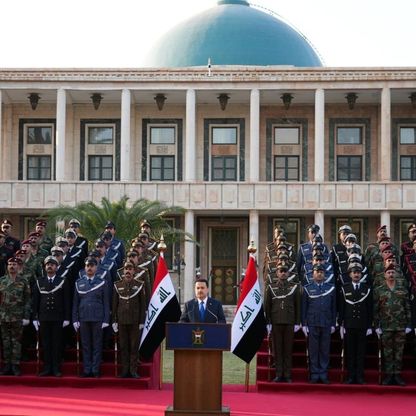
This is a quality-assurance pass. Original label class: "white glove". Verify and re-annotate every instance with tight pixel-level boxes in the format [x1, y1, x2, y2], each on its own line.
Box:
[33, 320, 40, 331]
[405, 327, 412, 334]
[101, 322, 109, 329]
[22, 319, 30, 326]
[112, 323, 119, 333]
[294, 324, 301, 333]
[62, 320, 70, 328]
[266, 324, 272, 334]
[375, 328, 383, 338]
[366, 328, 373, 336]
[302, 326, 309, 337]
[73, 322, 80, 331]
[139, 324, 144, 330]
[339, 326, 345, 339]
[330, 326, 335, 334]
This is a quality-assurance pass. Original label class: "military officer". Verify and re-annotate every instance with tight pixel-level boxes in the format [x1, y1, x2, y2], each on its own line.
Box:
[72, 257, 110, 377]
[374, 263, 412, 386]
[264, 262, 301, 382]
[32, 256, 71, 376]
[1, 219, 20, 253]
[104, 221, 125, 266]
[0, 232, 13, 276]
[302, 263, 336, 384]
[69, 219, 89, 261]
[112, 261, 146, 378]
[0, 257, 31, 375]
[35, 220, 54, 253]
[338, 263, 373, 384]
[331, 225, 352, 287]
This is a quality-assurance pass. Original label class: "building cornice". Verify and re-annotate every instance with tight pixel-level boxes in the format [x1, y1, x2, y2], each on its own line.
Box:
[1, 67, 416, 83]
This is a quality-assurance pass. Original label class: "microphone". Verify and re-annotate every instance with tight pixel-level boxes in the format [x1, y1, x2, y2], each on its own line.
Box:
[206, 305, 218, 323]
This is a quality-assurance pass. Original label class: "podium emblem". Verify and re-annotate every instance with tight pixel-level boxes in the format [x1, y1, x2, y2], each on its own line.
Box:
[192, 328, 205, 345]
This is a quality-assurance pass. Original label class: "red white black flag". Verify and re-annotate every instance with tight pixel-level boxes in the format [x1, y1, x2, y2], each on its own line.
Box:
[139, 253, 181, 359]
[231, 253, 267, 363]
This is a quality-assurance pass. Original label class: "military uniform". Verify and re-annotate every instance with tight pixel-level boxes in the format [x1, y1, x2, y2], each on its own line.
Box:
[264, 276, 301, 381]
[32, 273, 71, 375]
[302, 275, 336, 383]
[374, 280, 411, 384]
[112, 276, 146, 377]
[338, 281, 373, 383]
[72, 272, 110, 376]
[0, 272, 31, 373]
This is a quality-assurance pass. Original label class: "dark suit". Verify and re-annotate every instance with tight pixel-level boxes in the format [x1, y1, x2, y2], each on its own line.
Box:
[72, 274, 110, 375]
[32, 274, 71, 373]
[180, 297, 226, 324]
[338, 282, 372, 382]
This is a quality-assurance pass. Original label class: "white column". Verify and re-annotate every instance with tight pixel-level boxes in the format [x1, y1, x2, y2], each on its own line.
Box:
[314, 88, 325, 182]
[0, 90, 2, 180]
[250, 89, 260, 182]
[56, 88, 66, 181]
[249, 210, 259, 249]
[314, 210, 325, 239]
[183, 210, 195, 303]
[185, 89, 196, 182]
[380, 87, 391, 181]
[380, 211, 391, 235]
[120, 89, 131, 181]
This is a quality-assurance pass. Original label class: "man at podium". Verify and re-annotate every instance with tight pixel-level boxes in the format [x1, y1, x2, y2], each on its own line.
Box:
[180, 279, 226, 324]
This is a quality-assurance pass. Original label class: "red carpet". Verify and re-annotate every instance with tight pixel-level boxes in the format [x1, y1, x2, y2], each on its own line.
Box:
[0, 384, 414, 416]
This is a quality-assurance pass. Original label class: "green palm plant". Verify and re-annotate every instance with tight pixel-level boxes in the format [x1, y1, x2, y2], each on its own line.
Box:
[43, 196, 193, 249]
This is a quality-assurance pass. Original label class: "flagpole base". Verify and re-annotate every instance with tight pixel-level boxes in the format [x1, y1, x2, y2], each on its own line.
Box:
[165, 406, 230, 416]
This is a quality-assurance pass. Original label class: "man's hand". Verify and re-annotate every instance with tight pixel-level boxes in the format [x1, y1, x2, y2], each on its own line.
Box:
[339, 326, 345, 339]
[101, 322, 109, 329]
[302, 326, 309, 337]
[33, 320, 40, 331]
[294, 325, 301, 333]
[73, 322, 80, 331]
[112, 323, 118, 333]
[366, 328, 373, 336]
[330, 326, 336, 334]
[405, 327, 412, 334]
[375, 328, 382, 338]
[62, 320, 70, 328]
[22, 319, 30, 326]
[266, 324, 272, 334]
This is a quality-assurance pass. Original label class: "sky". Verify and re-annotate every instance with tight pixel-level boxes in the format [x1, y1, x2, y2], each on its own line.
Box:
[0, 0, 415, 68]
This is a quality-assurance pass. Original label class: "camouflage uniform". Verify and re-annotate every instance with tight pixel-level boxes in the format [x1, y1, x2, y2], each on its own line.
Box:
[38, 235, 54, 254]
[374, 280, 411, 376]
[0, 273, 31, 366]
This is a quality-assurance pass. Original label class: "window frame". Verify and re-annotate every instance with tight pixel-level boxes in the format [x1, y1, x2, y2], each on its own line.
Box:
[87, 125, 114, 145]
[211, 126, 238, 145]
[400, 155, 416, 180]
[26, 155, 52, 181]
[150, 155, 175, 181]
[211, 156, 238, 181]
[149, 126, 176, 145]
[274, 126, 300, 145]
[399, 126, 416, 145]
[337, 155, 363, 181]
[88, 155, 114, 181]
[274, 155, 300, 181]
[336, 126, 363, 145]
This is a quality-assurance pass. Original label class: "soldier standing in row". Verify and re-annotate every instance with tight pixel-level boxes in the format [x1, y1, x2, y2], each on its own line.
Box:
[302, 263, 336, 384]
[374, 263, 412, 386]
[264, 262, 301, 383]
[0, 257, 31, 375]
[72, 257, 110, 378]
[1, 219, 20, 253]
[112, 261, 146, 378]
[338, 262, 373, 384]
[32, 256, 71, 377]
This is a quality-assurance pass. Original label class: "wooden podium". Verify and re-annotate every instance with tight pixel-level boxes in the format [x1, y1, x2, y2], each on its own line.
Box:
[165, 322, 231, 416]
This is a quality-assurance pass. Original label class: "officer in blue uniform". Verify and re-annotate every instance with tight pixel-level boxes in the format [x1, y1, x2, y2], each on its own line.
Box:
[104, 221, 125, 266]
[302, 263, 336, 384]
[72, 257, 110, 377]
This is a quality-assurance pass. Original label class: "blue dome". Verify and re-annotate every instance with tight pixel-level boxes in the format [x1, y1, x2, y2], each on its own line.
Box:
[144, 0, 322, 68]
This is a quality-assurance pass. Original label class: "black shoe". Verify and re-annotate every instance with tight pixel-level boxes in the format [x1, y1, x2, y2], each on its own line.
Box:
[53, 371, 62, 377]
[0, 364, 12, 376]
[79, 372, 91, 378]
[309, 378, 319, 384]
[344, 378, 355, 384]
[92, 372, 100, 378]
[130, 372, 140, 379]
[273, 376, 284, 382]
[394, 375, 406, 386]
[118, 372, 130, 378]
[356, 378, 366, 385]
[382, 375, 393, 385]
[12, 365, 21, 376]
[38, 370, 52, 377]
[320, 377, 330, 384]
[286, 378, 292, 383]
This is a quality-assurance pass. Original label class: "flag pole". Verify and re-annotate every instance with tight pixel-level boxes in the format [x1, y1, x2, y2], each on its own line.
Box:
[245, 362, 250, 392]
[158, 235, 166, 391]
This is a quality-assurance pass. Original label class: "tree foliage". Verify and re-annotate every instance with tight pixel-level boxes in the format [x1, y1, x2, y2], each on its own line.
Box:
[43, 196, 193, 249]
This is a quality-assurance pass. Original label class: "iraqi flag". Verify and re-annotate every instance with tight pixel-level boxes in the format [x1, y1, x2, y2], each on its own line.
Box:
[139, 252, 181, 359]
[231, 253, 267, 363]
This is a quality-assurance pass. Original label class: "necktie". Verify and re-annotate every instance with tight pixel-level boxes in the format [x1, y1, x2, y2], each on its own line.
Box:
[199, 301, 205, 321]
[355, 284, 359, 292]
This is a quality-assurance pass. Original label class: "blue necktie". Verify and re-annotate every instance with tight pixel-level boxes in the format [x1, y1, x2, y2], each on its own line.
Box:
[199, 301, 205, 321]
